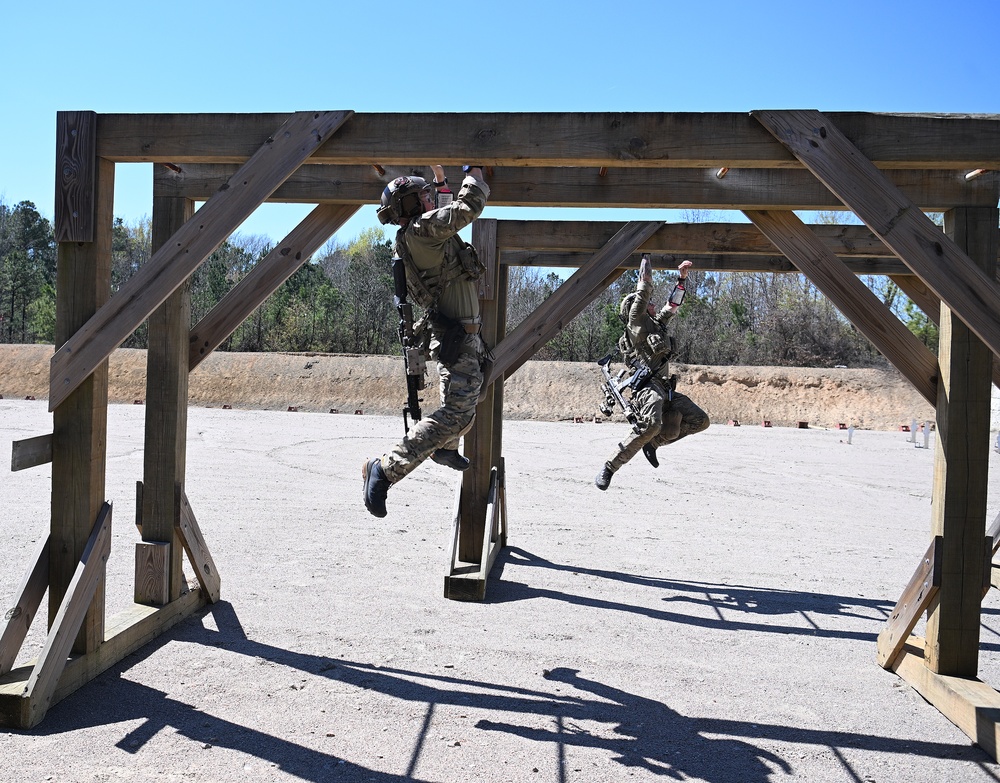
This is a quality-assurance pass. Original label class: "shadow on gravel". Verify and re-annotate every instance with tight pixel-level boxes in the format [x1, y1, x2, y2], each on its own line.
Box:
[488, 548, 1000, 654]
[22, 600, 997, 782]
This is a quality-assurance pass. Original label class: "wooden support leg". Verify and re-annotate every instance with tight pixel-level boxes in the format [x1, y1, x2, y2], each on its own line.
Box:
[51, 118, 113, 656]
[925, 207, 997, 677]
[446, 220, 506, 601]
[142, 192, 194, 602]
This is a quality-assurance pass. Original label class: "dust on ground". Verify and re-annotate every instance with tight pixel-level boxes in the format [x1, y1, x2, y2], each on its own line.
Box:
[0, 344, 933, 431]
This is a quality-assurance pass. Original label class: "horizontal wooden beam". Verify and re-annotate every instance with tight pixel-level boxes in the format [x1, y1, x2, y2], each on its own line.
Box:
[11, 434, 53, 471]
[0, 585, 206, 728]
[496, 220, 895, 256]
[500, 250, 914, 274]
[155, 163, 999, 211]
[97, 112, 1000, 169]
[892, 636, 1000, 762]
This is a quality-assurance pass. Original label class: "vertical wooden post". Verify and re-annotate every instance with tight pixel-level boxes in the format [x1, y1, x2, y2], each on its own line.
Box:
[925, 206, 999, 676]
[141, 192, 194, 602]
[459, 219, 499, 563]
[50, 112, 112, 654]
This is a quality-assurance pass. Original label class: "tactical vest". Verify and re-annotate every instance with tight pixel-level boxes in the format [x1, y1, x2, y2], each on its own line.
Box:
[620, 318, 674, 375]
[395, 228, 485, 311]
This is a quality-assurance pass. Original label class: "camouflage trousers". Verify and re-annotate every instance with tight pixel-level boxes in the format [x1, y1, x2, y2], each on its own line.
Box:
[606, 376, 709, 472]
[381, 331, 483, 483]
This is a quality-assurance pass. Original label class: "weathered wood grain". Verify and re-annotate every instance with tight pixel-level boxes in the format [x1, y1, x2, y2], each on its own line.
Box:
[96, 112, 1000, 168]
[49, 111, 353, 411]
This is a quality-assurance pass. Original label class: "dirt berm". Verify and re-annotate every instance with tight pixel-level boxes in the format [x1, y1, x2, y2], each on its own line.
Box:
[0, 344, 932, 431]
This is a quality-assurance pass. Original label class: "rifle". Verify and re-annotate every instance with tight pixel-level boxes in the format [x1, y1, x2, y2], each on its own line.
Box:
[597, 354, 643, 434]
[392, 255, 427, 434]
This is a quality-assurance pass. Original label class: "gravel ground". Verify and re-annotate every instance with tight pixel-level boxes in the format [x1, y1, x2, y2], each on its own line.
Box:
[2, 398, 1000, 782]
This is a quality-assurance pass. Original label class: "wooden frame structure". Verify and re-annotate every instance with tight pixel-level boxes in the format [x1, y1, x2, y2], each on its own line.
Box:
[1, 112, 999, 754]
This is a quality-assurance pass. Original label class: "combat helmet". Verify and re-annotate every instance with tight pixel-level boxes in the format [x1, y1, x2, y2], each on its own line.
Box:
[619, 292, 639, 322]
[377, 176, 432, 225]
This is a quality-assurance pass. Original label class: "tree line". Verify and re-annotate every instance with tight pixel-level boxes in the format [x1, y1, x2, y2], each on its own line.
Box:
[0, 198, 938, 367]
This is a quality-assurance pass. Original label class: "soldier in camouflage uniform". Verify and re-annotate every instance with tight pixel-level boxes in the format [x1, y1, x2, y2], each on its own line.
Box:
[595, 255, 709, 490]
[363, 166, 491, 518]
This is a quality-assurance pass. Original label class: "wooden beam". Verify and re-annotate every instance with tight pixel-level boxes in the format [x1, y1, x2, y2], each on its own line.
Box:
[753, 110, 1000, 361]
[925, 207, 997, 677]
[54, 111, 96, 242]
[0, 585, 206, 728]
[175, 488, 220, 603]
[496, 220, 896, 256]
[0, 537, 49, 676]
[745, 209, 939, 406]
[24, 502, 112, 727]
[153, 162, 999, 211]
[143, 192, 193, 602]
[188, 203, 359, 370]
[891, 273, 1000, 392]
[48, 110, 353, 411]
[501, 251, 913, 275]
[11, 434, 52, 471]
[51, 155, 113, 655]
[457, 220, 500, 566]
[446, 467, 506, 601]
[877, 537, 942, 668]
[892, 637, 1000, 762]
[134, 542, 170, 606]
[94, 111, 1000, 169]
[487, 222, 662, 385]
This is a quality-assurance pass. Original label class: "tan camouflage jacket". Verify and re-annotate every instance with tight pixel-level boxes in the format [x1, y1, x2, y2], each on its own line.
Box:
[396, 174, 491, 322]
[619, 279, 676, 375]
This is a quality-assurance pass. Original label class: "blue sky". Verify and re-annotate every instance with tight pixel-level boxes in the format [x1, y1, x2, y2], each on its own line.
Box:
[2, 0, 997, 246]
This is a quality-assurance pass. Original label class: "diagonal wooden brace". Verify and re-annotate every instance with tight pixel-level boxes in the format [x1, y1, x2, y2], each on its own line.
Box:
[486, 220, 663, 386]
[188, 203, 359, 370]
[175, 487, 221, 603]
[745, 209, 938, 406]
[49, 110, 354, 410]
[0, 536, 50, 676]
[877, 536, 942, 669]
[24, 502, 112, 727]
[753, 109, 1000, 361]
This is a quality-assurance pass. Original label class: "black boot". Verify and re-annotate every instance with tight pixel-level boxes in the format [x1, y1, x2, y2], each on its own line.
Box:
[642, 444, 659, 469]
[431, 448, 471, 471]
[363, 458, 391, 517]
[595, 462, 615, 491]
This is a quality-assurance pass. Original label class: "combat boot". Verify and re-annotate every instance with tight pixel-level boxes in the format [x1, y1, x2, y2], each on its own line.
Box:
[595, 462, 615, 491]
[363, 458, 391, 517]
[431, 448, 470, 471]
[642, 444, 659, 468]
